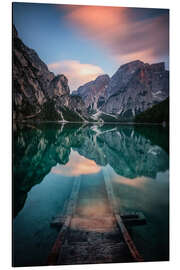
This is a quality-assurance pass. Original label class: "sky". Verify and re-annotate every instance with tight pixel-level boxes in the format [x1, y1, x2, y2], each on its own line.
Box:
[13, 3, 169, 91]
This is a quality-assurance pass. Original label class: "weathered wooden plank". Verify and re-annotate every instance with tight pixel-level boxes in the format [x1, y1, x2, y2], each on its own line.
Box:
[115, 214, 144, 262]
[59, 241, 132, 264]
[102, 168, 144, 262]
[51, 212, 146, 228]
[47, 176, 81, 265]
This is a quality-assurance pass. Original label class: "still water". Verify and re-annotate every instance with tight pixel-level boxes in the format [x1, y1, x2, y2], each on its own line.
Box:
[13, 123, 169, 266]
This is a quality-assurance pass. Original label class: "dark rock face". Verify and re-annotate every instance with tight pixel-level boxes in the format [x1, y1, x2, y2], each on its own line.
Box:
[72, 75, 110, 113]
[13, 26, 88, 121]
[101, 60, 169, 119]
[47, 74, 70, 99]
[13, 26, 53, 119]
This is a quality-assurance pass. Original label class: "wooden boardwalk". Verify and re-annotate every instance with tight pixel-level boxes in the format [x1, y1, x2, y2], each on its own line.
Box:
[103, 168, 143, 262]
[47, 177, 81, 265]
[48, 169, 144, 265]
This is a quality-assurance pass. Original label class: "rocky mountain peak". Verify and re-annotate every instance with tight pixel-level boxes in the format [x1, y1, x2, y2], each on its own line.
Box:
[101, 60, 169, 119]
[95, 74, 110, 82]
[119, 60, 144, 69]
[72, 74, 110, 113]
[105, 60, 146, 99]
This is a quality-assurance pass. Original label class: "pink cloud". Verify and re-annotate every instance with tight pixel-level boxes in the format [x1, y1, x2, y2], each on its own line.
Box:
[66, 6, 169, 65]
[48, 60, 104, 91]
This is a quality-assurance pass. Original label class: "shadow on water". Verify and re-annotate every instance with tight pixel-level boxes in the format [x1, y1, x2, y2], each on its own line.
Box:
[135, 125, 169, 154]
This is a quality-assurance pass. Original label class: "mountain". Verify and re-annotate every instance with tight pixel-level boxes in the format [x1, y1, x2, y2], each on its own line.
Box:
[13, 25, 169, 123]
[72, 74, 110, 113]
[13, 26, 89, 122]
[100, 60, 169, 120]
[135, 97, 169, 124]
[72, 60, 169, 122]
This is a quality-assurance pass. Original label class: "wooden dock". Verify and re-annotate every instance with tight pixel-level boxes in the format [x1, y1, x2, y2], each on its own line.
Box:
[47, 177, 81, 265]
[48, 169, 145, 265]
[102, 168, 144, 262]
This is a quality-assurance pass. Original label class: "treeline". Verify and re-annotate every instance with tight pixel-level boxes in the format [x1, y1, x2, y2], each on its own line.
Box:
[135, 97, 169, 123]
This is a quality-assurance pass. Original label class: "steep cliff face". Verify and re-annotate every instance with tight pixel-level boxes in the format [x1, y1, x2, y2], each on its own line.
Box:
[101, 60, 169, 119]
[13, 26, 89, 122]
[72, 74, 110, 113]
[13, 26, 50, 119]
[47, 74, 70, 99]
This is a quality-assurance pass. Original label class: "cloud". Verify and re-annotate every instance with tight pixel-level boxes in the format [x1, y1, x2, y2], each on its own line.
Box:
[48, 60, 104, 91]
[66, 6, 169, 65]
[51, 150, 101, 176]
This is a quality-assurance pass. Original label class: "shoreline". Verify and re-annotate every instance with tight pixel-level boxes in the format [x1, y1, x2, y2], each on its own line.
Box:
[13, 120, 168, 126]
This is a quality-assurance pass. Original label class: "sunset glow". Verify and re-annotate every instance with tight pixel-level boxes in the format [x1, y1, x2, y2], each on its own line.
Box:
[67, 6, 169, 66]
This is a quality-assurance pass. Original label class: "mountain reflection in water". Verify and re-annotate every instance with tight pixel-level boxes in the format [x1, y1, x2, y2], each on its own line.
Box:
[13, 123, 169, 218]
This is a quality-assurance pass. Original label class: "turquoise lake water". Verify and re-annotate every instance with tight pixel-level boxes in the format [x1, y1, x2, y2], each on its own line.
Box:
[13, 123, 169, 266]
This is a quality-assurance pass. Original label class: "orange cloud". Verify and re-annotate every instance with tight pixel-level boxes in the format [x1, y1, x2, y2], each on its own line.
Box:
[51, 150, 101, 176]
[48, 60, 104, 91]
[66, 6, 169, 65]
[66, 6, 126, 34]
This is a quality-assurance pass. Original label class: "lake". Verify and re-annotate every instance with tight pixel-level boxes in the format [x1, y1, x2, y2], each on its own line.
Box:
[12, 123, 169, 266]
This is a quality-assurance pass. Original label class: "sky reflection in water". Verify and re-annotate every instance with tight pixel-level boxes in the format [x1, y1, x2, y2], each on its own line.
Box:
[51, 150, 101, 176]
